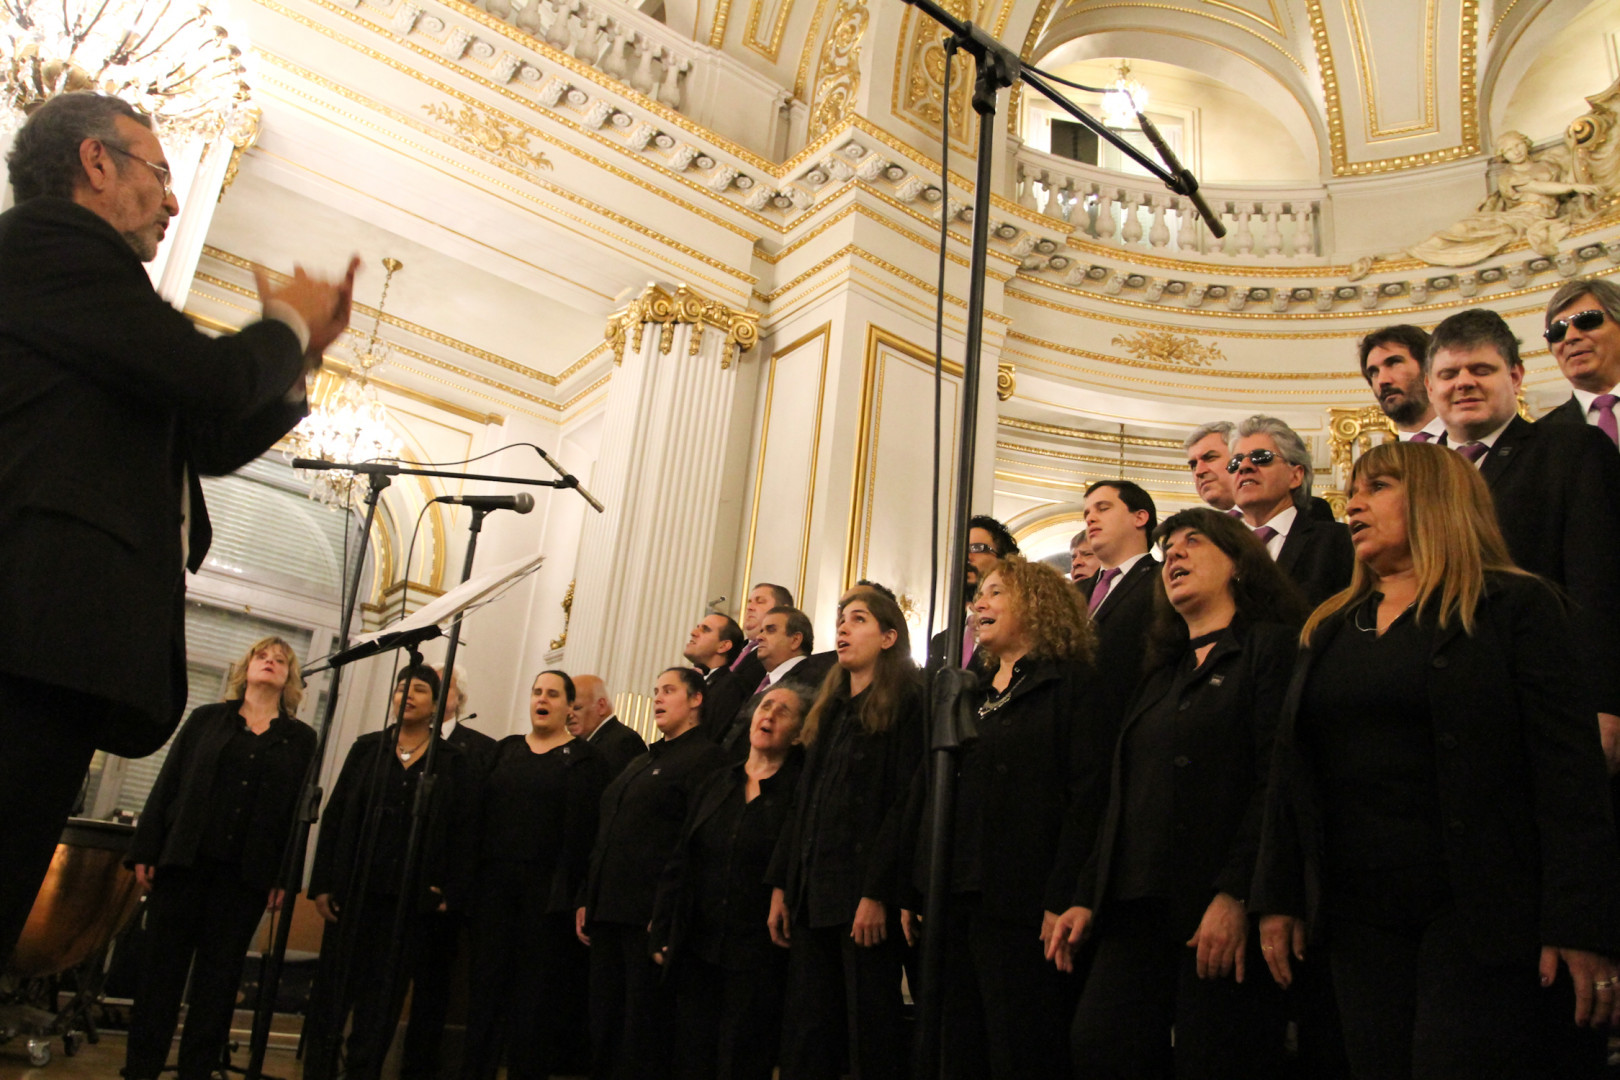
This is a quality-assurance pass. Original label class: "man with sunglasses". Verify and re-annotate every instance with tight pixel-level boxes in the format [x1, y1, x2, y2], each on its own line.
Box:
[927, 514, 1018, 672]
[1541, 279, 1620, 447]
[0, 92, 359, 968]
[1229, 415, 1353, 608]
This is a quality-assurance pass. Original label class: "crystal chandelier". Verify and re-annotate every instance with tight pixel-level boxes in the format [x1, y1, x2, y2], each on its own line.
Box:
[1, 0, 254, 140]
[286, 258, 406, 510]
[1101, 60, 1147, 130]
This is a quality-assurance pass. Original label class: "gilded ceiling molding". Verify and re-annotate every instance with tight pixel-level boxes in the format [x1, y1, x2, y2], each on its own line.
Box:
[745, 0, 795, 61]
[710, 0, 737, 46]
[999, 439, 1190, 473]
[1322, 405, 1396, 516]
[549, 580, 576, 650]
[422, 101, 554, 172]
[996, 362, 1017, 400]
[1488, 0, 1527, 41]
[1006, 328, 1362, 379]
[808, 0, 870, 139]
[1001, 343, 1363, 395]
[605, 283, 762, 366]
[893, 0, 983, 152]
[1346, 0, 1438, 140]
[1000, 415, 1183, 450]
[218, 108, 262, 202]
[795, 0, 837, 98]
[1111, 330, 1226, 367]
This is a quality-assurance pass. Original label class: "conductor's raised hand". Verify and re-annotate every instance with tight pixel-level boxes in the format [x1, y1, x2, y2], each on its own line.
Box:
[255, 255, 361, 367]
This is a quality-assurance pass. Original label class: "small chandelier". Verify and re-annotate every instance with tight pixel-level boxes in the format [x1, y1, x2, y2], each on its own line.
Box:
[1101, 60, 1147, 130]
[285, 257, 406, 510]
[1, 0, 254, 141]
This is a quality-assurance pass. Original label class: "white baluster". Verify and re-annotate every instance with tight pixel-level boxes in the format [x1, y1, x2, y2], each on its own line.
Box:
[1120, 192, 1144, 246]
[599, 27, 629, 79]
[657, 54, 686, 111]
[629, 36, 658, 95]
[1261, 202, 1283, 256]
[514, 0, 545, 34]
[1148, 195, 1170, 249]
[1042, 173, 1065, 221]
[1175, 196, 1199, 252]
[1296, 206, 1316, 256]
[1017, 165, 1038, 211]
[571, 11, 600, 62]
[1095, 190, 1116, 243]
[544, 0, 572, 50]
[1234, 205, 1256, 256]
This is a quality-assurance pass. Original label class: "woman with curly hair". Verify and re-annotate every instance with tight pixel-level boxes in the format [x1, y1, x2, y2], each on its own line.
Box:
[1050, 508, 1307, 1079]
[766, 584, 924, 1080]
[905, 555, 1103, 1079]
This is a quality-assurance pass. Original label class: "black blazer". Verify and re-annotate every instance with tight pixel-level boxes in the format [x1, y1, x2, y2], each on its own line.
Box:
[1077, 622, 1295, 939]
[126, 701, 316, 892]
[588, 716, 648, 778]
[729, 648, 767, 701]
[1252, 574, 1620, 963]
[0, 198, 307, 756]
[910, 657, 1109, 926]
[1088, 555, 1161, 720]
[1275, 510, 1355, 610]
[1477, 415, 1620, 714]
[308, 732, 473, 912]
[446, 722, 498, 779]
[580, 727, 728, 926]
[716, 652, 837, 756]
[1538, 394, 1588, 427]
[767, 679, 926, 928]
[700, 666, 749, 743]
[649, 749, 805, 969]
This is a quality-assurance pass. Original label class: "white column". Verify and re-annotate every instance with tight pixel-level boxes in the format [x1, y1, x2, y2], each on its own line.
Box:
[565, 284, 760, 700]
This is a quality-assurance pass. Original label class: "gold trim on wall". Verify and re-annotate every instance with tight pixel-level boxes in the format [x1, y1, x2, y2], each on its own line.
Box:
[1346, 0, 1438, 140]
[744, 0, 796, 61]
[741, 323, 833, 607]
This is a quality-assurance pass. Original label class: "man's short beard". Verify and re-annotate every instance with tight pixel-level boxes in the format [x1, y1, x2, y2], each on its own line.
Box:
[1380, 392, 1428, 426]
[121, 229, 158, 262]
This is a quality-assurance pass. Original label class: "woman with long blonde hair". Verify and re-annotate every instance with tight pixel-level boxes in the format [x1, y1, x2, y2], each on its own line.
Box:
[1253, 442, 1620, 1077]
[124, 636, 316, 1080]
[766, 584, 924, 1080]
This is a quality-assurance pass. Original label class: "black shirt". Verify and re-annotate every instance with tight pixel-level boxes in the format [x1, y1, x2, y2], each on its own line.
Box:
[684, 755, 802, 969]
[479, 738, 571, 865]
[198, 713, 276, 866]
[1111, 652, 1195, 903]
[1300, 597, 1450, 920]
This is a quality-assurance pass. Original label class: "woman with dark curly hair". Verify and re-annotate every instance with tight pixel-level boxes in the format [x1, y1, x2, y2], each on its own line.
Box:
[905, 556, 1102, 1079]
[1050, 508, 1307, 1079]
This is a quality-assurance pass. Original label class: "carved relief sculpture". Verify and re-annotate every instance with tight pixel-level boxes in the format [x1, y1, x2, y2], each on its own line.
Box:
[604, 282, 761, 367]
[807, 0, 869, 139]
[899, 0, 978, 147]
[1410, 77, 1620, 267]
[1111, 331, 1225, 368]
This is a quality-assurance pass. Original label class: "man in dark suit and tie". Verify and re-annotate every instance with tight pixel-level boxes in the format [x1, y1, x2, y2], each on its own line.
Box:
[1230, 415, 1354, 609]
[683, 613, 748, 739]
[1539, 278, 1620, 446]
[728, 581, 793, 692]
[1427, 308, 1620, 767]
[1359, 325, 1445, 442]
[0, 92, 357, 964]
[1183, 421, 1240, 512]
[1080, 480, 1160, 716]
[571, 674, 648, 778]
[715, 605, 834, 755]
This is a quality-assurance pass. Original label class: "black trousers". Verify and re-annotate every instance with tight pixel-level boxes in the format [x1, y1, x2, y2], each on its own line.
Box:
[303, 891, 425, 1080]
[779, 917, 907, 1080]
[0, 673, 101, 969]
[122, 860, 267, 1080]
[588, 920, 672, 1080]
[461, 861, 582, 1080]
[1070, 899, 1288, 1080]
[1329, 911, 1603, 1080]
[403, 908, 464, 1080]
[673, 951, 788, 1080]
[939, 895, 1078, 1080]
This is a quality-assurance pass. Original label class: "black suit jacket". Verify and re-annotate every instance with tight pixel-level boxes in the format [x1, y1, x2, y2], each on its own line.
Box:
[0, 198, 307, 755]
[1538, 394, 1588, 427]
[1088, 556, 1161, 721]
[1477, 415, 1620, 714]
[1078, 622, 1295, 939]
[588, 716, 648, 778]
[1274, 510, 1355, 610]
[715, 651, 837, 755]
[1253, 574, 1620, 962]
[699, 665, 749, 743]
[445, 721, 498, 779]
[728, 647, 766, 700]
[126, 701, 316, 892]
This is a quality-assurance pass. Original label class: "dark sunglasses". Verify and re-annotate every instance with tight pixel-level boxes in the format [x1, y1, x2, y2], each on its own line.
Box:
[1227, 449, 1277, 473]
[967, 542, 996, 555]
[1544, 309, 1605, 344]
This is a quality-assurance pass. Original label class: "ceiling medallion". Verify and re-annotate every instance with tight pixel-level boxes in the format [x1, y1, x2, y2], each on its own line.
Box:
[421, 101, 552, 172]
[1110, 331, 1225, 369]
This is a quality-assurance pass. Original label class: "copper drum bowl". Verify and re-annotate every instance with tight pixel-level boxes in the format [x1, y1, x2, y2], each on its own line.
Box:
[5, 819, 144, 980]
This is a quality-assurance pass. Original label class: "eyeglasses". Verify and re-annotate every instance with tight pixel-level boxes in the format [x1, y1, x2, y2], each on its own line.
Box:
[1544, 309, 1606, 344]
[1227, 449, 1277, 473]
[105, 144, 173, 197]
[967, 542, 996, 555]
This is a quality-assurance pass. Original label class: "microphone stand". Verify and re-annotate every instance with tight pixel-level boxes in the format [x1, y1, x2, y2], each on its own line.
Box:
[891, 5, 1225, 1077]
[245, 451, 599, 1080]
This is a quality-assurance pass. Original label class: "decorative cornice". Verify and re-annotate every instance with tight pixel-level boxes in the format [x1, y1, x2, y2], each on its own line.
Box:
[605, 283, 762, 367]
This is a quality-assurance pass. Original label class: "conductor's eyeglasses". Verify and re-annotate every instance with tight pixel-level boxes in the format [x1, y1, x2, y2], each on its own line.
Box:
[1227, 449, 1277, 473]
[105, 144, 173, 197]
[1544, 309, 1606, 344]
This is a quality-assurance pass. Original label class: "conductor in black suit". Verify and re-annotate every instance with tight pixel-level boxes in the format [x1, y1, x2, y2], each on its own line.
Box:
[0, 92, 357, 965]
[572, 674, 649, 778]
[1230, 415, 1354, 609]
[1539, 277, 1620, 445]
[1427, 308, 1620, 773]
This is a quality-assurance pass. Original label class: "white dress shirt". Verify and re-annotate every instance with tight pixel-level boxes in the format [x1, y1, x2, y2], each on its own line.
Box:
[1247, 503, 1298, 560]
[1397, 416, 1447, 442]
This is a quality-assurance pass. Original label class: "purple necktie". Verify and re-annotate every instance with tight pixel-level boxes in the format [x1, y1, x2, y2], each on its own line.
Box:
[1088, 567, 1122, 614]
[1253, 526, 1278, 545]
[1226, 507, 1243, 518]
[1409, 431, 1434, 443]
[730, 640, 757, 672]
[1593, 394, 1619, 447]
[755, 674, 770, 695]
[1457, 441, 1488, 464]
[960, 614, 977, 667]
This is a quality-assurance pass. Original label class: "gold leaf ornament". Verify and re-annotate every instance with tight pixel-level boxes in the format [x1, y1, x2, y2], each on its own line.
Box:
[1110, 331, 1226, 368]
[422, 102, 553, 172]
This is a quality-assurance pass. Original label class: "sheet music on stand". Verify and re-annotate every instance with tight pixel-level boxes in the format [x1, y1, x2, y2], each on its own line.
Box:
[353, 551, 546, 647]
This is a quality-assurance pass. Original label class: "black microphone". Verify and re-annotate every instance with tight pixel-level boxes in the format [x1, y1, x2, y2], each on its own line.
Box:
[433, 492, 535, 513]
